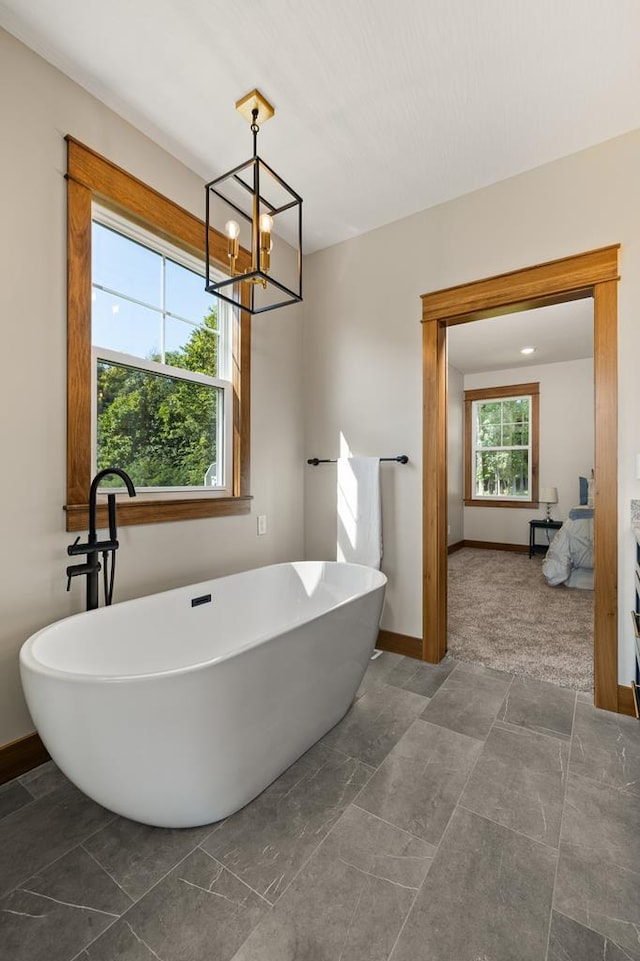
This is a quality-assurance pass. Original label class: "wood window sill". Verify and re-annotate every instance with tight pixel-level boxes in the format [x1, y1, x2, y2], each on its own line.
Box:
[64, 495, 252, 532]
[464, 499, 539, 509]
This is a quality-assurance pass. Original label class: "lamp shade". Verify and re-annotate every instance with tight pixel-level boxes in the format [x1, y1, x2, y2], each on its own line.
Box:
[540, 486, 558, 504]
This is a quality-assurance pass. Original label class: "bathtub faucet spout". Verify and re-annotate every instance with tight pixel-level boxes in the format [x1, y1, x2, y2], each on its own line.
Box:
[66, 467, 136, 611]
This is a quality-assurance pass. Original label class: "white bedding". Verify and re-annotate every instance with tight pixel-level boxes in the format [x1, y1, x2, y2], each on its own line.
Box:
[542, 516, 593, 588]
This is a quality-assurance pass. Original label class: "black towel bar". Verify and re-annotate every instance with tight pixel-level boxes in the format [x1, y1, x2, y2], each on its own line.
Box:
[307, 455, 409, 466]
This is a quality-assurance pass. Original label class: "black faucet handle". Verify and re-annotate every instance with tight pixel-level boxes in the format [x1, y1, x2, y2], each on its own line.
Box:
[93, 539, 119, 552]
[108, 493, 117, 542]
[68, 537, 91, 556]
[67, 560, 101, 580]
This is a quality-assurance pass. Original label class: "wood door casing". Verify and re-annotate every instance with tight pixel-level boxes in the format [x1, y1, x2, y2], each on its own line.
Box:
[421, 245, 620, 713]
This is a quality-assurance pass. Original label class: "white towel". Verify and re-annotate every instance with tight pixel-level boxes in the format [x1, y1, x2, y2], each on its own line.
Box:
[336, 457, 382, 569]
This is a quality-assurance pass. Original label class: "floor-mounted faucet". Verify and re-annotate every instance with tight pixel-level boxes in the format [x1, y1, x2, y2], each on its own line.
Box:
[66, 468, 136, 611]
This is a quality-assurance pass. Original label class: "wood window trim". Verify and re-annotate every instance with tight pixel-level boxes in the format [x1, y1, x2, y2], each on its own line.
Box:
[65, 137, 252, 530]
[463, 382, 539, 508]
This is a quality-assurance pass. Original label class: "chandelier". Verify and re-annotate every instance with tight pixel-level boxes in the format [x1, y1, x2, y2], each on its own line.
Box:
[205, 90, 303, 315]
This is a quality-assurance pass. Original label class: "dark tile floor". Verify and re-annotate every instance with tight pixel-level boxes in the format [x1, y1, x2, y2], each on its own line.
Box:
[1, 654, 640, 961]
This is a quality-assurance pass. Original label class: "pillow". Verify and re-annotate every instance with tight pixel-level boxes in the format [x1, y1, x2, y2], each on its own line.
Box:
[579, 476, 588, 505]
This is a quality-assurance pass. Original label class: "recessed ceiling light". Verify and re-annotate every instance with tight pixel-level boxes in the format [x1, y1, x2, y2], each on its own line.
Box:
[520, 346, 536, 355]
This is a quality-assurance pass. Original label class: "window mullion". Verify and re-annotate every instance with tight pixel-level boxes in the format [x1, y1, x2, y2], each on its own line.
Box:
[160, 253, 166, 365]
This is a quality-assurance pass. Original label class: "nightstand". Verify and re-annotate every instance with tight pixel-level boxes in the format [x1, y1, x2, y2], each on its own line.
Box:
[528, 519, 562, 558]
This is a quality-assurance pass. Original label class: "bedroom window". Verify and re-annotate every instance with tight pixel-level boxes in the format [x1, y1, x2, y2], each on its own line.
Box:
[65, 137, 252, 531]
[464, 382, 539, 508]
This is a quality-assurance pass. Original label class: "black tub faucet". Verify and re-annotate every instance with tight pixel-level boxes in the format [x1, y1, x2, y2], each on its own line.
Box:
[66, 468, 136, 611]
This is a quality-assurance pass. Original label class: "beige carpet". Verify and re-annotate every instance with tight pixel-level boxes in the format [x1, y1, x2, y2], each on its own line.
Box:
[447, 548, 594, 692]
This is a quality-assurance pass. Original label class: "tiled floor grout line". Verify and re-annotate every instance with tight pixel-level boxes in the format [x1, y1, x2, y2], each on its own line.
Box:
[67, 835, 225, 960]
[0, 793, 36, 825]
[455, 802, 562, 855]
[446, 674, 571, 857]
[196, 846, 274, 907]
[249, 736, 393, 905]
[221, 691, 432, 961]
[493, 716, 573, 744]
[350, 803, 437, 847]
[385, 678, 516, 961]
[564, 766, 640, 797]
[80, 843, 135, 902]
[385, 700, 504, 961]
[215, 773, 384, 959]
[2, 810, 117, 905]
[68, 916, 120, 961]
[543, 685, 579, 961]
[385, 887, 422, 961]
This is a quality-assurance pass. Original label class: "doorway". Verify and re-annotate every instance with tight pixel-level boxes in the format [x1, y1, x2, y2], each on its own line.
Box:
[421, 245, 620, 712]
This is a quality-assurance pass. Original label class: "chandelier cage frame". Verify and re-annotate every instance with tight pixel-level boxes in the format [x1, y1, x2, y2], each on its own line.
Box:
[204, 97, 303, 316]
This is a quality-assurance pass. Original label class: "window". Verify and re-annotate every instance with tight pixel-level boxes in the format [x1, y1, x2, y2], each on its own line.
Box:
[464, 383, 539, 508]
[92, 209, 231, 492]
[66, 138, 251, 530]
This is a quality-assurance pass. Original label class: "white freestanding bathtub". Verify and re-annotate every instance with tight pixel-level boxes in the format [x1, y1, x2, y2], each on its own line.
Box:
[20, 561, 386, 828]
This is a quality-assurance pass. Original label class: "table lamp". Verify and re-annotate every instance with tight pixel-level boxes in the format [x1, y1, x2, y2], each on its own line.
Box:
[540, 486, 558, 522]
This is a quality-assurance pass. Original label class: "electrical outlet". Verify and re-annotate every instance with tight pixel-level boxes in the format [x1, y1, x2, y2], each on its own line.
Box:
[257, 514, 267, 536]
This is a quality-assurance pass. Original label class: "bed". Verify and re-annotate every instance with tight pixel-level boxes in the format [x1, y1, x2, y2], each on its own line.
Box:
[542, 506, 593, 589]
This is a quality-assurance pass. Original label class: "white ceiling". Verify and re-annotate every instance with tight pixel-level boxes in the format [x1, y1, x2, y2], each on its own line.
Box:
[447, 299, 594, 374]
[2, 1, 640, 253]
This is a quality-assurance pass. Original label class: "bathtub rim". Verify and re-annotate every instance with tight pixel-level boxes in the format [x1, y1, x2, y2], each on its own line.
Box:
[20, 560, 387, 684]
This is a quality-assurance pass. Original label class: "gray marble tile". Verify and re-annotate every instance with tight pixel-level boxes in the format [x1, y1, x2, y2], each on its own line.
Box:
[555, 772, 640, 955]
[548, 911, 640, 961]
[0, 779, 32, 820]
[452, 659, 514, 680]
[561, 773, 640, 875]
[419, 660, 512, 739]
[391, 806, 557, 961]
[81, 918, 166, 959]
[321, 683, 429, 767]
[498, 675, 576, 740]
[460, 720, 568, 846]
[607, 943, 640, 961]
[555, 843, 640, 958]
[112, 847, 266, 961]
[19, 761, 70, 799]
[84, 814, 216, 901]
[355, 718, 482, 844]
[356, 651, 405, 698]
[385, 656, 426, 689]
[570, 700, 640, 796]
[202, 741, 372, 903]
[384, 655, 457, 699]
[401, 658, 457, 698]
[0, 781, 115, 900]
[548, 910, 607, 960]
[231, 805, 433, 961]
[0, 846, 131, 961]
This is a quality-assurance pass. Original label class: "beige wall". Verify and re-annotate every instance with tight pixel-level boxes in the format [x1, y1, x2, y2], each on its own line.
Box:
[304, 128, 640, 682]
[447, 366, 464, 545]
[463, 358, 594, 543]
[0, 31, 304, 745]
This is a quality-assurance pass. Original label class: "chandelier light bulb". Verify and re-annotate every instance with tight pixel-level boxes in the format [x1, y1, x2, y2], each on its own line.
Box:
[225, 220, 240, 240]
[259, 214, 273, 236]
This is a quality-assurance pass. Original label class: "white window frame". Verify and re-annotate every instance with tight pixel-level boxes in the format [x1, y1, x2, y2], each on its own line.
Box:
[471, 394, 533, 501]
[91, 204, 233, 495]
